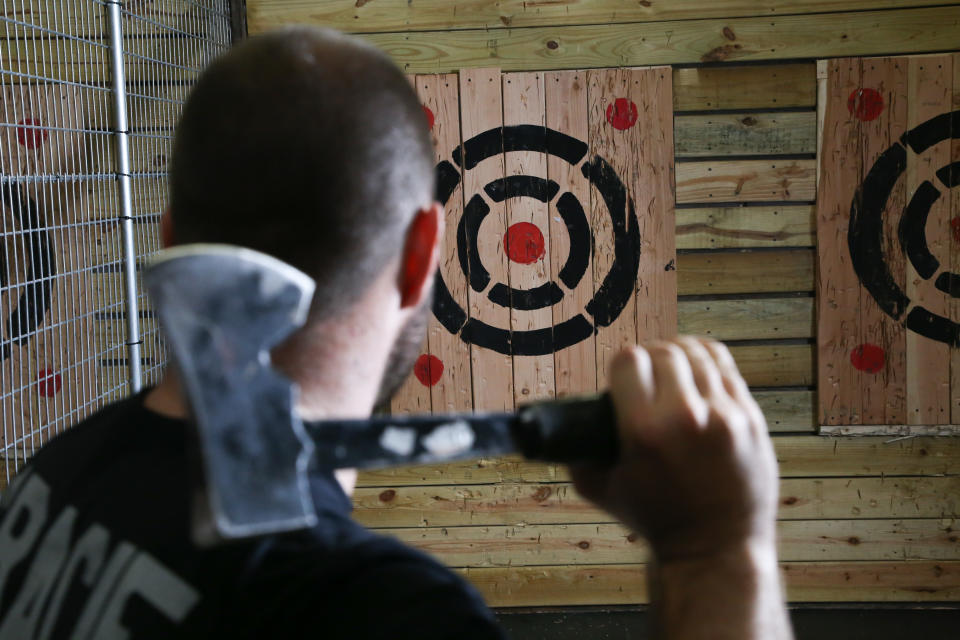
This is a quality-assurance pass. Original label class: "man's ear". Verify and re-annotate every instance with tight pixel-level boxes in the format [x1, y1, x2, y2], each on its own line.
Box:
[399, 202, 444, 309]
[161, 208, 176, 248]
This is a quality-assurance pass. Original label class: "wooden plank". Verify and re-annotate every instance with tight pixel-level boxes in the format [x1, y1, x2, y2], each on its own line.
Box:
[246, 0, 943, 35]
[675, 205, 815, 249]
[817, 58, 863, 427]
[729, 343, 813, 387]
[674, 64, 816, 111]
[546, 71, 596, 399]
[675, 111, 816, 157]
[635, 67, 677, 342]
[383, 519, 959, 567]
[354, 8, 960, 73]
[460, 561, 960, 607]
[678, 297, 814, 341]
[420, 74, 474, 413]
[861, 57, 908, 426]
[906, 55, 952, 425]
[822, 425, 960, 436]
[587, 68, 638, 387]
[352, 477, 960, 528]
[754, 389, 815, 432]
[0, 0, 215, 39]
[459, 68, 514, 412]
[953, 54, 960, 424]
[677, 249, 814, 295]
[357, 436, 960, 486]
[503, 71, 554, 403]
[676, 159, 817, 204]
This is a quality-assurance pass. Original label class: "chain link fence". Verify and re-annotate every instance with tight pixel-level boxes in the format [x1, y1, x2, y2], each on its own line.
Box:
[1, 0, 236, 482]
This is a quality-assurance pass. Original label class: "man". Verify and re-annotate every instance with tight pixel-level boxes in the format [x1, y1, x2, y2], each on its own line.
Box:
[0, 27, 793, 639]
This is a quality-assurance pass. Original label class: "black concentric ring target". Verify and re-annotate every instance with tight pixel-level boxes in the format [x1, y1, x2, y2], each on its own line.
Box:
[0, 181, 55, 360]
[849, 109, 960, 346]
[432, 126, 641, 357]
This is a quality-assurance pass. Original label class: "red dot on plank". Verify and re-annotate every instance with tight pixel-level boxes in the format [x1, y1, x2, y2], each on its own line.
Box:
[605, 98, 638, 130]
[847, 88, 884, 121]
[423, 105, 435, 131]
[16, 118, 49, 149]
[36, 368, 62, 397]
[504, 222, 546, 265]
[850, 343, 885, 374]
[413, 354, 444, 387]
[951, 217, 960, 244]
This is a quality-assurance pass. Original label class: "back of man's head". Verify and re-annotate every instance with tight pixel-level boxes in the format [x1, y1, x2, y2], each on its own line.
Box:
[169, 27, 435, 321]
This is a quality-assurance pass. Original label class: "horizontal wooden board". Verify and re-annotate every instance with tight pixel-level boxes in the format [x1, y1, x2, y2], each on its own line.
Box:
[247, 1, 946, 34]
[384, 519, 958, 567]
[678, 297, 814, 340]
[676, 205, 815, 249]
[754, 389, 815, 432]
[354, 7, 960, 73]
[674, 64, 816, 111]
[356, 436, 960, 486]
[677, 249, 814, 295]
[460, 561, 960, 606]
[352, 476, 960, 528]
[729, 343, 813, 387]
[675, 111, 816, 157]
[676, 159, 817, 204]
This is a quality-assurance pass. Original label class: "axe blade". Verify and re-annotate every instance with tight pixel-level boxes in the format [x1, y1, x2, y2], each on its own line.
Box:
[145, 244, 319, 538]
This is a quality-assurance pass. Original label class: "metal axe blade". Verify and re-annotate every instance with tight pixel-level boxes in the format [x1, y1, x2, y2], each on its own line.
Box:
[145, 244, 319, 538]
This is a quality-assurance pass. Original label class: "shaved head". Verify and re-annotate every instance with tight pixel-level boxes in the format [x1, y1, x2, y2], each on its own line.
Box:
[169, 27, 435, 322]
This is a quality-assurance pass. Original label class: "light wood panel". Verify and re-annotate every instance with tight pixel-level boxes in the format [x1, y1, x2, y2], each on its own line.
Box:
[729, 343, 813, 387]
[351, 8, 960, 73]
[459, 561, 960, 606]
[678, 249, 815, 295]
[674, 64, 816, 111]
[678, 297, 814, 341]
[356, 436, 960, 486]
[353, 477, 960, 528]
[676, 159, 817, 204]
[676, 205, 815, 249]
[247, 0, 945, 34]
[675, 112, 816, 157]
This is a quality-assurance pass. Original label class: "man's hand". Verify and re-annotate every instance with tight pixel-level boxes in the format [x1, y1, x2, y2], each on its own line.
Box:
[571, 337, 792, 640]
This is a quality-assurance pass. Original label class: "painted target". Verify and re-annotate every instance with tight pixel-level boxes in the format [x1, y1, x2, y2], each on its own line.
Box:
[432, 125, 640, 356]
[849, 109, 960, 346]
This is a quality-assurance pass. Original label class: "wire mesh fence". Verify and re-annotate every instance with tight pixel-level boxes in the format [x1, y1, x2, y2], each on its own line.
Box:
[0, 0, 234, 482]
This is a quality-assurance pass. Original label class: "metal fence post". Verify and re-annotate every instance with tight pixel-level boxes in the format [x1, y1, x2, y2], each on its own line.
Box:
[105, 0, 143, 393]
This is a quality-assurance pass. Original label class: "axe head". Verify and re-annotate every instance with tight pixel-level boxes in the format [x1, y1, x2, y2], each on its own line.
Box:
[145, 244, 319, 539]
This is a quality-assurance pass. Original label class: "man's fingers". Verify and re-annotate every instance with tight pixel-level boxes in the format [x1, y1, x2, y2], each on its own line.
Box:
[609, 347, 655, 412]
[675, 337, 725, 399]
[701, 339, 768, 439]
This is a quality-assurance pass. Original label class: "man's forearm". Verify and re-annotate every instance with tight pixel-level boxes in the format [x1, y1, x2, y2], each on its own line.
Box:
[648, 540, 793, 640]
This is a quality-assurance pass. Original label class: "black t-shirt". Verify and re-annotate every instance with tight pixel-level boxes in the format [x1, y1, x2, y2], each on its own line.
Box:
[0, 391, 506, 639]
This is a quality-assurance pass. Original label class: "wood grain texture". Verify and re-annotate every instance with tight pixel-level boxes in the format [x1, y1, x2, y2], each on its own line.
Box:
[729, 344, 813, 387]
[246, 0, 946, 34]
[678, 297, 814, 341]
[906, 55, 952, 425]
[635, 67, 677, 342]
[352, 477, 959, 528]
[675, 205, 815, 249]
[421, 74, 474, 413]
[587, 68, 638, 387]
[460, 68, 514, 412]
[384, 519, 958, 566]
[953, 54, 960, 424]
[678, 249, 815, 295]
[817, 58, 864, 426]
[753, 389, 816, 432]
[356, 436, 960, 486]
[675, 111, 816, 157]
[676, 159, 817, 204]
[459, 561, 960, 607]
[546, 71, 597, 398]
[674, 64, 816, 111]
[503, 72, 554, 403]
[350, 8, 960, 73]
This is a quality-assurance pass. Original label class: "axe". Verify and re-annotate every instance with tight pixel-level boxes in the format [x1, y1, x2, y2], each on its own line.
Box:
[145, 245, 618, 540]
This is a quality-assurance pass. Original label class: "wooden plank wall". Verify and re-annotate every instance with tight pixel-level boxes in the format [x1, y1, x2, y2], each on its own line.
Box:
[247, 1, 960, 605]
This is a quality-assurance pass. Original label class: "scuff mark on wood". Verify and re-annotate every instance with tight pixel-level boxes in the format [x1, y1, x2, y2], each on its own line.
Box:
[701, 43, 744, 63]
[722, 26, 737, 41]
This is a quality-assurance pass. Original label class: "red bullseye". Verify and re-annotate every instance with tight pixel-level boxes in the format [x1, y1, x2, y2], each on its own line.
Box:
[606, 98, 638, 130]
[504, 222, 546, 264]
[16, 118, 48, 149]
[423, 105, 435, 131]
[413, 354, 443, 387]
[847, 88, 884, 122]
[36, 368, 62, 397]
[850, 343, 885, 373]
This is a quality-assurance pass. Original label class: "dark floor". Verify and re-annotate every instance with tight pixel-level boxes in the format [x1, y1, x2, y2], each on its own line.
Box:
[495, 604, 960, 639]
